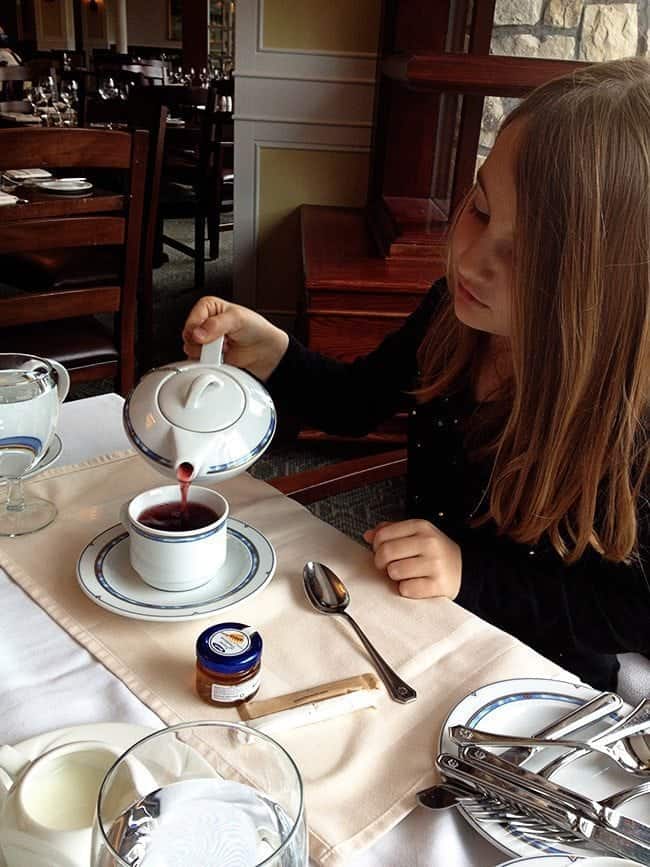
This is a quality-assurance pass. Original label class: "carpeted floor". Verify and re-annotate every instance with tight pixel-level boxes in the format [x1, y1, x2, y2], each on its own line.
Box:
[68, 219, 407, 541]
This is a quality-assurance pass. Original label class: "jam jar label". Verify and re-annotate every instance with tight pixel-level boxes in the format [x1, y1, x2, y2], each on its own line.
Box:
[211, 671, 261, 703]
[208, 628, 251, 656]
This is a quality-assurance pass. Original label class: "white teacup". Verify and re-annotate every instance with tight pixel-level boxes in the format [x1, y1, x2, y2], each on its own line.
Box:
[121, 485, 229, 591]
[0, 740, 127, 867]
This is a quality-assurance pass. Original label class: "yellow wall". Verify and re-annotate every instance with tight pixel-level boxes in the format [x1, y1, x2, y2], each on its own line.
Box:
[256, 147, 370, 311]
[40, 0, 64, 38]
[262, 0, 381, 54]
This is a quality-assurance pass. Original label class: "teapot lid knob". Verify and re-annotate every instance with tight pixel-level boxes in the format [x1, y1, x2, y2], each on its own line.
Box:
[158, 368, 246, 432]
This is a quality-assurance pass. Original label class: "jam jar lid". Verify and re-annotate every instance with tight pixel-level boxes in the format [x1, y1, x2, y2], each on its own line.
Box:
[196, 622, 263, 674]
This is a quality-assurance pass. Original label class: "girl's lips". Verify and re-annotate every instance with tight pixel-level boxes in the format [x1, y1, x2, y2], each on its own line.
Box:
[456, 279, 489, 308]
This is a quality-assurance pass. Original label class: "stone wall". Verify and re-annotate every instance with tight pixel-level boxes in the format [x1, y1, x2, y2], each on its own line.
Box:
[479, 0, 648, 152]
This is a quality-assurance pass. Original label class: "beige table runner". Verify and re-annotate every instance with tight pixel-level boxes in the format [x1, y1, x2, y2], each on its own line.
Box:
[0, 451, 571, 865]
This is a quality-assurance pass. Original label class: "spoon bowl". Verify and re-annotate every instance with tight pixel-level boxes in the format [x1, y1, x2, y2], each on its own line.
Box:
[303, 561, 417, 704]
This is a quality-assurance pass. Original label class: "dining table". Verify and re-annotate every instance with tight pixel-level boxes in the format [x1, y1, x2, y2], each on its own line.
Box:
[0, 392, 578, 867]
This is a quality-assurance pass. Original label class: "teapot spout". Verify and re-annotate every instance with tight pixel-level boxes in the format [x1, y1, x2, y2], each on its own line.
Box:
[176, 460, 196, 483]
[169, 427, 213, 482]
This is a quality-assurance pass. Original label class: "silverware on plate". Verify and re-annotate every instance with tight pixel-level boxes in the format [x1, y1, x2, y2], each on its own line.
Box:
[418, 690, 622, 815]
[450, 699, 650, 776]
[438, 750, 650, 864]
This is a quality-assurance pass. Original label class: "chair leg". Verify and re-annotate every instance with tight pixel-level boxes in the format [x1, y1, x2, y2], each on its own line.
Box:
[194, 213, 206, 291]
[208, 224, 221, 259]
[137, 268, 154, 375]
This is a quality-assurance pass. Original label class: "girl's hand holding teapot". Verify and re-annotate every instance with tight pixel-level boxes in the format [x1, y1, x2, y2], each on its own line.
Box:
[183, 296, 289, 382]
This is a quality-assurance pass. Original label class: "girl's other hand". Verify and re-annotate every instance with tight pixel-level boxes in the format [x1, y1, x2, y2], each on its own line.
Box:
[182, 296, 289, 382]
[363, 519, 462, 600]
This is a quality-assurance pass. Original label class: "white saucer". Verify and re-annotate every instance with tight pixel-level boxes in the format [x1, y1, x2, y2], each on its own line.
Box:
[77, 517, 276, 621]
[497, 859, 641, 866]
[497, 857, 587, 866]
[35, 179, 94, 195]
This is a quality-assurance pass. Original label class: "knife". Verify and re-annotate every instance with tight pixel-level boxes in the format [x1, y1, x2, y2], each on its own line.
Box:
[460, 746, 650, 849]
[437, 752, 650, 865]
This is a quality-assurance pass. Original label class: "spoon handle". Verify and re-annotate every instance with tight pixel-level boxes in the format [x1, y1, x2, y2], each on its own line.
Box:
[342, 612, 416, 703]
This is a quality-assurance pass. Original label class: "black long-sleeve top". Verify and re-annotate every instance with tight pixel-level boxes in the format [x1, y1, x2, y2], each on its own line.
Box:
[267, 278, 650, 690]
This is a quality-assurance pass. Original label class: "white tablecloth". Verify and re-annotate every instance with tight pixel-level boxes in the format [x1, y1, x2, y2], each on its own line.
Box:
[0, 394, 506, 867]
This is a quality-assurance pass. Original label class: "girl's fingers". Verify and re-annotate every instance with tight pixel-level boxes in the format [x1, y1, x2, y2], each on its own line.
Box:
[363, 521, 392, 544]
[182, 296, 222, 342]
[374, 536, 428, 571]
[369, 519, 435, 551]
[398, 577, 441, 599]
[384, 555, 429, 582]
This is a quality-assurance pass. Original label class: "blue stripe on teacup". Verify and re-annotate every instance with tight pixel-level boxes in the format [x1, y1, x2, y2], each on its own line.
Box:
[129, 514, 226, 542]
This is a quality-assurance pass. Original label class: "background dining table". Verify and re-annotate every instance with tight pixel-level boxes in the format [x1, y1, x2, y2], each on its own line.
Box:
[0, 392, 526, 867]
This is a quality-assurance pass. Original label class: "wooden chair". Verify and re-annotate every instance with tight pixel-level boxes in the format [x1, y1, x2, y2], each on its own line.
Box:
[158, 85, 234, 290]
[45, 91, 167, 374]
[0, 127, 148, 394]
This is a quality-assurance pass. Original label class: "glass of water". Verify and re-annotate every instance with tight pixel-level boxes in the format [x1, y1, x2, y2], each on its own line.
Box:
[91, 721, 307, 867]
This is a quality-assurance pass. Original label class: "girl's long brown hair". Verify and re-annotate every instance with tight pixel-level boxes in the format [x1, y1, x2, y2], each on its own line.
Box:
[418, 58, 650, 563]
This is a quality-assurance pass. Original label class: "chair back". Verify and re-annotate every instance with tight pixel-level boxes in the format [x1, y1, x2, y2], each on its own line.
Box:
[0, 127, 149, 393]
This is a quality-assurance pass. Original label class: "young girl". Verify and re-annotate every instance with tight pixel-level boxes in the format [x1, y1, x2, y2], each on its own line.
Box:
[182, 58, 649, 692]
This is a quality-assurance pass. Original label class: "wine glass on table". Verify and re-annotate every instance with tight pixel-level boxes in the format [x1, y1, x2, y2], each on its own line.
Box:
[0, 355, 69, 537]
[91, 722, 308, 866]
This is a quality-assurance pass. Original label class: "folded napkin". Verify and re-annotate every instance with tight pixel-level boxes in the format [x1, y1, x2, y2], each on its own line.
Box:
[5, 168, 52, 180]
[0, 452, 571, 866]
[0, 192, 18, 207]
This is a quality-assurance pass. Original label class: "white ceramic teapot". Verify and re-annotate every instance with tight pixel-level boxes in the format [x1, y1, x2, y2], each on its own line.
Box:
[123, 338, 276, 482]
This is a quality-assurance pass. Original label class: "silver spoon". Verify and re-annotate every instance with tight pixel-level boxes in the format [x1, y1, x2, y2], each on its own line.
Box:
[449, 701, 650, 776]
[303, 561, 417, 704]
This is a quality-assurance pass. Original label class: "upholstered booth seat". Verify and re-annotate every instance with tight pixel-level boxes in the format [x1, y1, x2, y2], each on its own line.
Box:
[0, 317, 118, 367]
[0, 247, 122, 293]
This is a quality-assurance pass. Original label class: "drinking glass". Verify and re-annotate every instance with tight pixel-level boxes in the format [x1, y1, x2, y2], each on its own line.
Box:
[98, 77, 118, 100]
[91, 721, 307, 867]
[0, 355, 69, 537]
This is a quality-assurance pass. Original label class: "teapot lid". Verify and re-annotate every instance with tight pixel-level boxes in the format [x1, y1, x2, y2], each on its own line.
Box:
[158, 368, 246, 433]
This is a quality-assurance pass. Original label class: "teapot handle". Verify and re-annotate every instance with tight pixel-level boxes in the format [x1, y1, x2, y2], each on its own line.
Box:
[200, 336, 224, 367]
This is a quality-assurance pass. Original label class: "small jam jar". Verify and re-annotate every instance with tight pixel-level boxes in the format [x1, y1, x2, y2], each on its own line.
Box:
[195, 622, 263, 707]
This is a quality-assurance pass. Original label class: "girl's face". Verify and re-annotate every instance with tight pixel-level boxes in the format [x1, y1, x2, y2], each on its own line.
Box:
[450, 120, 521, 338]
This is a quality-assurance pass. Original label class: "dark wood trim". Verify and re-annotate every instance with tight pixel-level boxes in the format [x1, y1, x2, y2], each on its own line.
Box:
[69, 362, 118, 382]
[0, 287, 121, 326]
[383, 52, 590, 96]
[269, 449, 407, 505]
[0, 217, 125, 252]
[0, 128, 133, 168]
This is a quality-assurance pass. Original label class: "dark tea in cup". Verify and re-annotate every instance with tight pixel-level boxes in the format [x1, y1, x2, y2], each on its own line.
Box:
[137, 501, 219, 532]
